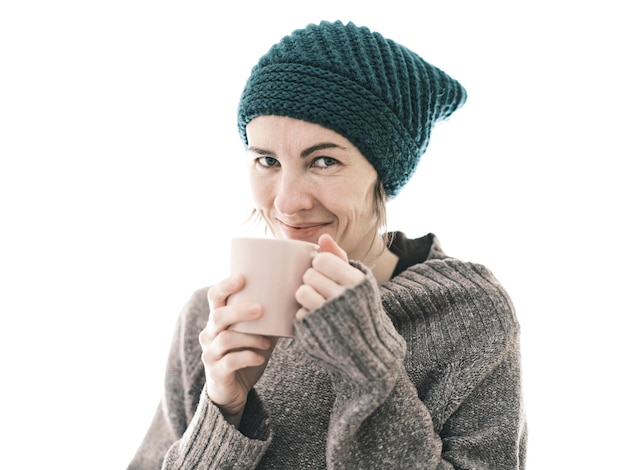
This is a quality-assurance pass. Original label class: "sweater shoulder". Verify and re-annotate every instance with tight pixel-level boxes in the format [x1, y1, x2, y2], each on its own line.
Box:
[381, 257, 519, 365]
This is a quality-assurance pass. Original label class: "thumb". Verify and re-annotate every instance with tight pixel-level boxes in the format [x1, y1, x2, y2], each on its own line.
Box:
[317, 234, 349, 262]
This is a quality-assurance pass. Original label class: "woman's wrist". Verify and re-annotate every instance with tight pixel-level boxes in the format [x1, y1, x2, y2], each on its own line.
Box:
[216, 404, 244, 428]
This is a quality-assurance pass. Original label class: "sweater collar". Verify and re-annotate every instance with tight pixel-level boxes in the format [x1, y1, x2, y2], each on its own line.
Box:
[387, 232, 446, 277]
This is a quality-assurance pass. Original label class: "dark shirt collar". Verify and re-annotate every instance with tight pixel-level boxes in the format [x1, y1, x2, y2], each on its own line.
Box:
[388, 232, 437, 277]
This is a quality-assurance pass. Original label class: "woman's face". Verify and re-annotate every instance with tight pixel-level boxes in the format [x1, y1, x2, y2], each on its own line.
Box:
[246, 115, 381, 261]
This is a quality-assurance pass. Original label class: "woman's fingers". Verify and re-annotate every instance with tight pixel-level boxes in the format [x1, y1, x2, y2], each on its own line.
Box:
[295, 283, 327, 312]
[312, 252, 364, 288]
[295, 254, 364, 313]
[208, 274, 244, 310]
[201, 329, 271, 361]
[201, 330, 275, 424]
[317, 233, 349, 262]
[294, 233, 365, 318]
[205, 302, 262, 339]
[315, 234, 363, 287]
[200, 275, 279, 424]
[295, 307, 309, 320]
[301, 265, 344, 300]
[202, 332, 271, 382]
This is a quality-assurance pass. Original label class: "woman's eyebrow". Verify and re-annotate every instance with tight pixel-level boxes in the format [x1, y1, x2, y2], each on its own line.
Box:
[247, 146, 275, 156]
[300, 142, 346, 158]
[248, 142, 347, 158]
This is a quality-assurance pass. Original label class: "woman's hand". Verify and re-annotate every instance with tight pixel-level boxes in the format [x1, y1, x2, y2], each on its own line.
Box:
[199, 275, 275, 427]
[295, 234, 365, 319]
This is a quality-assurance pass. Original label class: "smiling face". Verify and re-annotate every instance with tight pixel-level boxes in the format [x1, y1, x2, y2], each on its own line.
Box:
[246, 115, 384, 262]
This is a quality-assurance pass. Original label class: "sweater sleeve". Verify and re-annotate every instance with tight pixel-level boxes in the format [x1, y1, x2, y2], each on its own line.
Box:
[127, 289, 273, 470]
[294, 261, 526, 469]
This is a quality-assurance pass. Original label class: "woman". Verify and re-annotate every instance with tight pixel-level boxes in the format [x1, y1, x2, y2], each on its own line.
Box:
[129, 20, 527, 469]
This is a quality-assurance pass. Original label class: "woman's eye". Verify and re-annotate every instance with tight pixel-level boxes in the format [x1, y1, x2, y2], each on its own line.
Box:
[256, 156, 280, 168]
[312, 156, 338, 168]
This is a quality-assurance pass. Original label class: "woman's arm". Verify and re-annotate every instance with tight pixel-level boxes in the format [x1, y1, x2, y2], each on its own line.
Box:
[295, 263, 526, 469]
[128, 288, 273, 469]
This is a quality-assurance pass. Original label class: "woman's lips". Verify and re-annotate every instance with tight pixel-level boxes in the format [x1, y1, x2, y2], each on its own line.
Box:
[277, 220, 330, 239]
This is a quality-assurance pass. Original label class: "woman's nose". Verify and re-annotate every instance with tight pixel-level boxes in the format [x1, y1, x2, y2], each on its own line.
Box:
[273, 172, 313, 216]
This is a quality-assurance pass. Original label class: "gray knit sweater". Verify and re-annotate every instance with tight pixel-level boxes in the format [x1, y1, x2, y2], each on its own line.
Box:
[129, 233, 527, 469]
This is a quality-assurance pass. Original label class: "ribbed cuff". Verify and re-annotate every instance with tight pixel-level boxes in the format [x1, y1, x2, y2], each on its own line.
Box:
[163, 386, 271, 469]
[294, 262, 406, 386]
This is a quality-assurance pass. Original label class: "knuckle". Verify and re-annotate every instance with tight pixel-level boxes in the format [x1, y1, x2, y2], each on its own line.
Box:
[201, 348, 214, 366]
[222, 352, 240, 371]
[302, 267, 316, 283]
[208, 275, 242, 305]
[311, 252, 328, 269]
[294, 286, 305, 303]
[350, 267, 365, 284]
[199, 328, 210, 345]
[207, 283, 222, 304]
[295, 284, 312, 303]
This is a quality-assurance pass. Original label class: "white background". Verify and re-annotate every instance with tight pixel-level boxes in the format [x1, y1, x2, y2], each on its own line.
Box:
[1, 1, 624, 468]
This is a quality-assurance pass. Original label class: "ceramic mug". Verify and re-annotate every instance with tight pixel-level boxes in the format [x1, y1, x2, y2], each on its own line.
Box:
[227, 237, 318, 337]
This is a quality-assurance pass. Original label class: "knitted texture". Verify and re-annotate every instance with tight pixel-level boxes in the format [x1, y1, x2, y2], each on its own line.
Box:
[237, 20, 467, 196]
[129, 233, 527, 469]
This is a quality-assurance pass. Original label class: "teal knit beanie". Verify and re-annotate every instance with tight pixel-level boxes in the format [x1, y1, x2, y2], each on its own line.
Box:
[237, 20, 467, 197]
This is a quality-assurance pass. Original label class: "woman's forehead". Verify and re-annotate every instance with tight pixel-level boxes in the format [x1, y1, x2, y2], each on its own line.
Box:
[246, 115, 356, 152]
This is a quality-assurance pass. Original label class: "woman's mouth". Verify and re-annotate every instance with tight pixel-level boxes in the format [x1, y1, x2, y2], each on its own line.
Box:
[277, 220, 330, 240]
